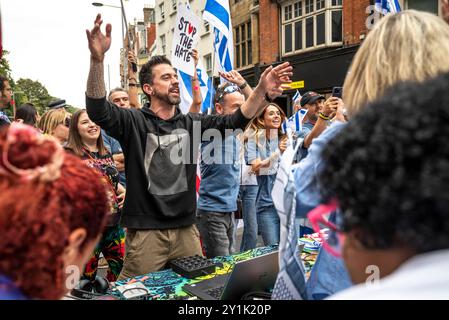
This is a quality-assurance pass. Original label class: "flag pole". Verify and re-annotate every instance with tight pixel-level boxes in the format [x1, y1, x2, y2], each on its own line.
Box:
[209, 29, 217, 115]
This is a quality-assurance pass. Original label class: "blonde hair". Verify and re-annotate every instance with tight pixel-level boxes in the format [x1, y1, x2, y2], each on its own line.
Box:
[343, 10, 449, 116]
[38, 108, 69, 135]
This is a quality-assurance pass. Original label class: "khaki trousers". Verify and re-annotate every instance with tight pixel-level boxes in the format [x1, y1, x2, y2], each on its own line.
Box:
[117, 224, 203, 280]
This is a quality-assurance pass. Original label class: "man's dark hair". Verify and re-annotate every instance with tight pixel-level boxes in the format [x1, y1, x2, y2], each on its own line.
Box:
[15, 103, 38, 126]
[139, 55, 172, 90]
[319, 71, 449, 254]
[0, 75, 8, 93]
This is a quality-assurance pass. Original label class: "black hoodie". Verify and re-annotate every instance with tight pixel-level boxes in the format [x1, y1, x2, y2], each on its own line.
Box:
[86, 96, 251, 229]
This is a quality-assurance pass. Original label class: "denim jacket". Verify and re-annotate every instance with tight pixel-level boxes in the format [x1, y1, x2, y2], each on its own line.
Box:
[293, 121, 352, 299]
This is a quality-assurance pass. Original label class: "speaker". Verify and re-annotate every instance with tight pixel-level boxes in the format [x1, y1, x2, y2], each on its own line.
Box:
[70, 276, 110, 300]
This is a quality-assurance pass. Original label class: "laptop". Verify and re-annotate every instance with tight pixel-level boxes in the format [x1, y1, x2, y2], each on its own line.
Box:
[183, 251, 279, 300]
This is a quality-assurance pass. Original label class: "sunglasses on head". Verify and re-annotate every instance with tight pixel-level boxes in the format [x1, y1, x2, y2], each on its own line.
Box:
[215, 84, 241, 102]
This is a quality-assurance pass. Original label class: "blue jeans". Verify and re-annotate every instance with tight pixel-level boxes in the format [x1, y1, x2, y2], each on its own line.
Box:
[196, 210, 235, 258]
[257, 205, 280, 246]
[239, 185, 259, 252]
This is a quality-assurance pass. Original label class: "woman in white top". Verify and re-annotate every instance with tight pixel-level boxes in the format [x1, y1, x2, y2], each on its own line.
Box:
[311, 72, 449, 299]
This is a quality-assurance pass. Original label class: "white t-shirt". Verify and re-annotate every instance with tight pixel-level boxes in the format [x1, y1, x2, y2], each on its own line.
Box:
[328, 249, 449, 300]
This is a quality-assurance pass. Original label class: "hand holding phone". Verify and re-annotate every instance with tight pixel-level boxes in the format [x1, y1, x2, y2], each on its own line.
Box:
[332, 87, 343, 99]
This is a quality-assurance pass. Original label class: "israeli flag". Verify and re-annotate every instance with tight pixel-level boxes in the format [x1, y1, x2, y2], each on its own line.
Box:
[292, 90, 301, 103]
[375, 0, 401, 14]
[178, 59, 214, 114]
[203, 0, 234, 72]
[282, 109, 308, 134]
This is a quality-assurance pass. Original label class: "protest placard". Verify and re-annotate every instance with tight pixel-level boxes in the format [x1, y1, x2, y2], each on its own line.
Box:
[171, 3, 201, 76]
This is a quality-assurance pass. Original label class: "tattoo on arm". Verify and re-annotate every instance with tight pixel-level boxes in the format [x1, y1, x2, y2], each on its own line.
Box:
[86, 58, 106, 98]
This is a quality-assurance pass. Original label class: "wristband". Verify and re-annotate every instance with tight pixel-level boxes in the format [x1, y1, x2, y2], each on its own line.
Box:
[319, 112, 330, 120]
[264, 93, 273, 103]
[238, 81, 248, 90]
[193, 85, 200, 91]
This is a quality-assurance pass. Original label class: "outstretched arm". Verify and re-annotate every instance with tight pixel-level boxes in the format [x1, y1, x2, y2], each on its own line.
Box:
[127, 50, 141, 109]
[219, 70, 253, 99]
[239, 62, 292, 119]
[86, 14, 111, 98]
[188, 49, 203, 113]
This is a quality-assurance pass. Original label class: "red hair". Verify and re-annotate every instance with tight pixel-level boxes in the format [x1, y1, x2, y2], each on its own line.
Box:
[0, 124, 110, 299]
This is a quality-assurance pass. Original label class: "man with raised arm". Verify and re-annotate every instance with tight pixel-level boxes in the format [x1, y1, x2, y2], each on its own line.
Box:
[85, 14, 292, 279]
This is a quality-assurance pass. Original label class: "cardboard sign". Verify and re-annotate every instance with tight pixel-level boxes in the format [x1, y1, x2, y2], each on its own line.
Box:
[171, 3, 201, 76]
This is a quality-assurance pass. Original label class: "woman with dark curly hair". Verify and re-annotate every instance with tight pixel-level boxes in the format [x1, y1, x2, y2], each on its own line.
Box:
[292, 10, 449, 299]
[315, 72, 449, 299]
[0, 123, 111, 300]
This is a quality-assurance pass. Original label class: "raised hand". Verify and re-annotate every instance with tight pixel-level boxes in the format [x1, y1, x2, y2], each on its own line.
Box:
[219, 70, 246, 88]
[191, 49, 199, 68]
[259, 62, 293, 100]
[86, 14, 112, 62]
[127, 50, 137, 65]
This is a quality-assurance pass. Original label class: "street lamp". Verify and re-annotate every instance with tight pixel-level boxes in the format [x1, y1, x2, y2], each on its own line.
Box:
[91, 2, 125, 48]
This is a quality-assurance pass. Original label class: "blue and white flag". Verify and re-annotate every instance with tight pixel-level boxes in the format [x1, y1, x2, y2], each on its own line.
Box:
[375, 0, 401, 14]
[271, 142, 307, 300]
[203, 0, 234, 72]
[282, 109, 308, 135]
[178, 59, 214, 114]
[292, 90, 301, 103]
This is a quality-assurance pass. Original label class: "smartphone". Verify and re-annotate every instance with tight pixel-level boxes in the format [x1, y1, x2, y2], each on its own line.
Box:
[332, 87, 343, 99]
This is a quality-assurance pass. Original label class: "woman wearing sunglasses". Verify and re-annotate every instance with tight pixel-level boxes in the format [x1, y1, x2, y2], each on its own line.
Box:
[37, 108, 71, 144]
[66, 109, 126, 283]
[315, 72, 449, 299]
[245, 103, 287, 246]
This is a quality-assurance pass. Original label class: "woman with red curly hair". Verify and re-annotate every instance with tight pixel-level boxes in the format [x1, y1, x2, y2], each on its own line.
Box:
[0, 123, 111, 300]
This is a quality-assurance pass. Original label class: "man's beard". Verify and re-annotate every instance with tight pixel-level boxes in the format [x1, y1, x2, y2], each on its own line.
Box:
[153, 89, 181, 105]
[308, 113, 318, 122]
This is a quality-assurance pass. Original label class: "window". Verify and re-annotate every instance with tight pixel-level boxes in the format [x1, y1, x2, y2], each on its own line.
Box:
[305, 0, 314, 14]
[205, 54, 212, 77]
[159, 3, 165, 20]
[172, 0, 177, 11]
[405, 0, 439, 15]
[235, 21, 252, 68]
[316, 0, 325, 10]
[160, 35, 166, 55]
[331, 10, 342, 42]
[282, 0, 343, 55]
[285, 4, 293, 21]
[204, 22, 210, 33]
[294, 1, 303, 17]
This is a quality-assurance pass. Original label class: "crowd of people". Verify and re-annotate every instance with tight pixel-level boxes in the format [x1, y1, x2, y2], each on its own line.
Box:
[1, 3, 449, 300]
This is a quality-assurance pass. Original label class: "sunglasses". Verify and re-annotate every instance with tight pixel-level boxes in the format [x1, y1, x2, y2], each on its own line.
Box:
[215, 84, 241, 102]
[307, 198, 345, 257]
[64, 117, 71, 128]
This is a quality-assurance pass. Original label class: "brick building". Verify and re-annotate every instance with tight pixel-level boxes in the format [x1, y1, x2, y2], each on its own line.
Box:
[232, 0, 443, 116]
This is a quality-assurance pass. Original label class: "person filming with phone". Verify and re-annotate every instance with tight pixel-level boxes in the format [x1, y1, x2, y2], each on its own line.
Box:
[295, 90, 344, 162]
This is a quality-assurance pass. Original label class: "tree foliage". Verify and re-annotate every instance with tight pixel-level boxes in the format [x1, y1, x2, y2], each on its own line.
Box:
[15, 78, 56, 115]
